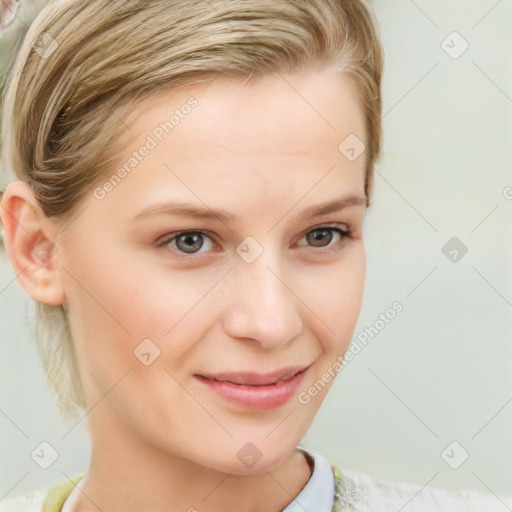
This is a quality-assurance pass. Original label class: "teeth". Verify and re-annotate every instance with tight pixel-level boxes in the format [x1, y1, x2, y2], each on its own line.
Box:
[230, 380, 275, 386]
[281, 370, 300, 381]
[209, 369, 303, 386]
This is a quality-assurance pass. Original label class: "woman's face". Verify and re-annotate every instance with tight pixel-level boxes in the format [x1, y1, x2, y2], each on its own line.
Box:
[57, 68, 367, 473]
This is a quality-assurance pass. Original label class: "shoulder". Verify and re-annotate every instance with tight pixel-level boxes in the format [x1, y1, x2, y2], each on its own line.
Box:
[333, 466, 512, 512]
[0, 475, 82, 512]
[0, 488, 46, 512]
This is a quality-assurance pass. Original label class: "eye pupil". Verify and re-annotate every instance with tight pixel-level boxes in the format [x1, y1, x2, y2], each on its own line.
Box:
[176, 233, 203, 253]
[307, 229, 333, 247]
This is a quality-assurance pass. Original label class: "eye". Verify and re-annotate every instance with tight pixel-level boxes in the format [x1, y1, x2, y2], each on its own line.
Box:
[156, 225, 351, 259]
[296, 225, 350, 251]
[157, 230, 215, 256]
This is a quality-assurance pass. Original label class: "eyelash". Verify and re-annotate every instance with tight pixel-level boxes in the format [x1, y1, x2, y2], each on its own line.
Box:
[155, 225, 352, 260]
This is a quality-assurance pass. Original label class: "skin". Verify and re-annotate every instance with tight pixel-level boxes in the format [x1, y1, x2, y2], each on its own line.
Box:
[1, 67, 368, 511]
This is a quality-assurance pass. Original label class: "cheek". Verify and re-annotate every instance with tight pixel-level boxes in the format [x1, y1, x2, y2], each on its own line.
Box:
[302, 246, 366, 352]
[62, 248, 219, 373]
[60, 249, 153, 379]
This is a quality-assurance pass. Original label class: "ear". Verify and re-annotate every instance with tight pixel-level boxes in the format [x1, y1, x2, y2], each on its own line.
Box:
[0, 181, 66, 306]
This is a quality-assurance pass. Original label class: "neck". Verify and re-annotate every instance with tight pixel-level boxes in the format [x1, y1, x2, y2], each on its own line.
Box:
[66, 409, 312, 512]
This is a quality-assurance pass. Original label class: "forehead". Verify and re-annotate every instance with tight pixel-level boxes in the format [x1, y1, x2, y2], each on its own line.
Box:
[132, 68, 365, 153]
[89, 68, 367, 224]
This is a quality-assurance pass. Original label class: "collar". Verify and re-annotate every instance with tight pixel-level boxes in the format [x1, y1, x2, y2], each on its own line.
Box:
[282, 447, 336, 512]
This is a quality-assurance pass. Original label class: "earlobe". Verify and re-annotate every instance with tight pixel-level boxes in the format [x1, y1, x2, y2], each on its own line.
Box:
[0, 181, 66, 306]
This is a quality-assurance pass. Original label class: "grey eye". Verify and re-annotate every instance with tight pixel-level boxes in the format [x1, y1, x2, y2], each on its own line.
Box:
[161, 231, 214, 255]
[306, 229, 336, 247]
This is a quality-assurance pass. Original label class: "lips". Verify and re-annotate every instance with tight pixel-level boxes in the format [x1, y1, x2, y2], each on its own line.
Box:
[195, 365, 310, 409]
[197, 365, 309, 386]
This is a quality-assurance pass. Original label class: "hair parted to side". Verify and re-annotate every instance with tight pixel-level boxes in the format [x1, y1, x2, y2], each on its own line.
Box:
[0, 0, 384, 420]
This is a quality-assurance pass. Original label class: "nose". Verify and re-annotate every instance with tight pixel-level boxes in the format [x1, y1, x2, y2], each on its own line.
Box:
[221, 250, 303, 350]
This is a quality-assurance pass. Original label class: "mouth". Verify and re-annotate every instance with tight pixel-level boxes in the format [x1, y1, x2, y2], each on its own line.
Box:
[194, 365, 310, 409]
[196, 365, 309, 386]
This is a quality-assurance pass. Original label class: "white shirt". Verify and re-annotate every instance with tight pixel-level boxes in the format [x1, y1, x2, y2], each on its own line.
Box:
[287, 447, 512, 512]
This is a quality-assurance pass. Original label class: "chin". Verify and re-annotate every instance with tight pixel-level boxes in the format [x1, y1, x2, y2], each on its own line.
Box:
[200, 435, 301, 476]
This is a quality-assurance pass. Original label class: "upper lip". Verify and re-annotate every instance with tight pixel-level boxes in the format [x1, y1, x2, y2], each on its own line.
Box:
[197, 365, 310, 386]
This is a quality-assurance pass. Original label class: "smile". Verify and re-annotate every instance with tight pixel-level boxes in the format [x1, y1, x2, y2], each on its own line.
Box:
[195, 366, 310, 409]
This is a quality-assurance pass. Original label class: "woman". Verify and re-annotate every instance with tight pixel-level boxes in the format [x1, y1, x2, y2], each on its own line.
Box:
[0, 1, 510, 510]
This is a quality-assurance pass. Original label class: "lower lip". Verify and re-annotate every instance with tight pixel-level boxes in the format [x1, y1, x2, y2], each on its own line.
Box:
[195, 369, 307, 409]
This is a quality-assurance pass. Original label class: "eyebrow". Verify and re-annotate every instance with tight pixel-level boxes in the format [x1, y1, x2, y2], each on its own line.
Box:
[132, 194, 366, 224]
